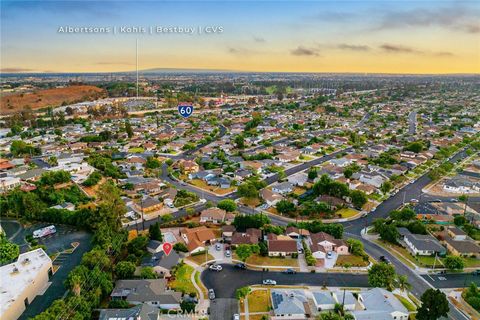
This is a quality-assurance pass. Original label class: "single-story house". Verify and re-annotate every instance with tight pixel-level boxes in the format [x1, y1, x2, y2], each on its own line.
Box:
[271, 289, 310, 320]
[199, 207, 227, 224]
[308, 232, 349, 260]
[398, 228, 446, 256]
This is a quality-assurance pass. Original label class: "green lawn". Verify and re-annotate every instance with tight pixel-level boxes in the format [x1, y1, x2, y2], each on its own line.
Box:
[463, 257, 480, 268]
[128, 147, 145, 153]
[336, 208, 359, 219]
[394, 294, 417, 312]
[247, 290, 271, 313]
[186, 253, 215, 266]
[335, 254, 369, 267]
[169, 264, 196, 294]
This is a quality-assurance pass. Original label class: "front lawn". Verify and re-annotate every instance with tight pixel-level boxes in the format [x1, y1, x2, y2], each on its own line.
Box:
[248, 289, 271, 313]
[394, 294, 417, 312]
[169, 263, 196, 295]
[239, 197, 262, 208]
[463, 257, 480, 268]
[336, 208, 359, 219]
[189, 179, 236, 195]
[335, 254, 369, 267]
[243, 254, 299, 267]
[186, 252, 214, 266]
[128, 147, 145, 153]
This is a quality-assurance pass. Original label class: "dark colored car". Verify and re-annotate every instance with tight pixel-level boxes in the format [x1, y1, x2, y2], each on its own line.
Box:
[379, 256, 390, 264]
[283, 268, 297, 274]
[472, 270, 480, 276]
[235, 263, 247, 269]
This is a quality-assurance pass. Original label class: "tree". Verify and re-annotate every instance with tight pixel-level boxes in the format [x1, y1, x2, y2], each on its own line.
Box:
[276, 200, 296, 215]
[350, 190, 367, 209]
[217, 199, 237, 212]
[127, 236, 149, 257]
[405, 141, 424, 153]
[81, 248, 111, 270]
[443, 255, 465, 270]
[453, 215, 467, 226]
[417, 289, 449, 320]
[114, 261, 136, 279]
[180, 300, 196, 313]
[0, 237, 20, 264]
[234, 135, 245, 149]
[395, 274, 412, 292]
[125, 120, 134, 138]
[141, 267, 157, 279]
[378, 224, 399, 244]
[233, 214, 270, 230]
[236, 244, 259, 262]
[346, 238, 365, 257]
[308, 168, 318, 180]
[380, 181, 393, 194]
[237, 182, 259, 199]
[149, 222, 163, 241]
[235, 286, 251, 300]
[173, 242, 188, 252]
[368, 263, 396, 290]
[146, 157, 162, 169]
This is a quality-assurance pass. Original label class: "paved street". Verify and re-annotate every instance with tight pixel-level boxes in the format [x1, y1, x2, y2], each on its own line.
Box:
[201, 264, 370, 298]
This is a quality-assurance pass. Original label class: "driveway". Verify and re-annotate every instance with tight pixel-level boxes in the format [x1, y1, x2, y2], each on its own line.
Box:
[323, 252, 338, 269]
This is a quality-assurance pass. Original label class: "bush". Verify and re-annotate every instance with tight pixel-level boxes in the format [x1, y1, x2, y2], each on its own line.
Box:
[173, 243, 188, 253]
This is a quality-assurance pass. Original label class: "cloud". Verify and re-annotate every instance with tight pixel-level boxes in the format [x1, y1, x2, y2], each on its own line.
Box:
[253, 36, 266, 43]
[227, 47, 254, 55]
[309, 11, 357, 22]
[96, 61, 133, 65]
[337, 44, 370, 51]
[379, 44, 454, 57]
[291, 46, 320, 56]
[0, 67, 36, 73]
[376, 6, 480, 34]
[380, 44, 422, 54]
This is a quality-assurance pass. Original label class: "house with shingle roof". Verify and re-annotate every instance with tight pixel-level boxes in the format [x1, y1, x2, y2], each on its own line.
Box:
[180, 226, 216, 253]
[200, 207, 227, 224]
[308, 232, 349, 260]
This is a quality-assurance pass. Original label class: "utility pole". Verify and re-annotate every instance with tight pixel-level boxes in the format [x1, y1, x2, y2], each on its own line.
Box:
[141, 195, 145, 231]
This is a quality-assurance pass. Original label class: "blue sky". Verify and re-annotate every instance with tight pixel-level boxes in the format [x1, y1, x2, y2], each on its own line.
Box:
[1, 0, 479, 73]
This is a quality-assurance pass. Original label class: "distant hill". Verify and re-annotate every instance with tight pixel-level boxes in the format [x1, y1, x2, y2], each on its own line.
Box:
[1, 85, 106, 115]
[138, 67, 237, 74]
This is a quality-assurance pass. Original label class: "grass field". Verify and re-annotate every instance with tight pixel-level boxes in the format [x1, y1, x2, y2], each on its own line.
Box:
[240, 197, 262, 207]
[337, 208, 359, 219]
[335, 254, 369, 267]
[186, 253, 215, 266]
[128, 147, 145, 153]
[394, 294, 417, 312]
[248, 289, 271, 313]
[170, 264, 196, 295]
[241, 254, 299, 267]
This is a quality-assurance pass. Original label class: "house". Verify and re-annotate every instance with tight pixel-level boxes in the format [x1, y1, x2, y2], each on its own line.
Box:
[260, 188, 284, 207]
[333, 290, 357, 311]
[136, 196, 163, 213]
[141, 251, 180, 278]
[447, 227, 467, 240]
[443, 175, 480, 194]
[176, 159, 199, 174]
[267, 234, 298, 257]
[398, 228, 446, 256]
[308, 232, 349, 259]
[180, 226, 216, 253]
[354, 288, 409, 320]
[99, 304, 159, 320]
[272, 182, 294, 195]
[200, 207, 227, 224]
[288, 173, 308, 187]
[271, 289, 311, 320]
[231, 228, 262, 246]
[285, 226, 310, 239]
[312, 291, 336, 311]
[0, 176, 21, 192]
[0, 249, 53, 320]
[443, 235, 480, 257]
[359, 173, 386, 188]
[147, 240, 164, 254]
[221, 225, 236, 242]
[50, 202, 75, 211]
[110, 279, 181, 310]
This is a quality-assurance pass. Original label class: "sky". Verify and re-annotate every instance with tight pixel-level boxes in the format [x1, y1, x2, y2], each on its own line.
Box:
[1, 0, 479, 74]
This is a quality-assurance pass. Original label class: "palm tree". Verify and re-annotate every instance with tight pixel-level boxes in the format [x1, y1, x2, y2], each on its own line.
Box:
[70, 274, 82, 296]
[396, 275, 412, 292]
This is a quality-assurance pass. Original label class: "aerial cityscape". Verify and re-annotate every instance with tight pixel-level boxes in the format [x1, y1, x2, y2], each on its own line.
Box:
[1, 1, 479, 320]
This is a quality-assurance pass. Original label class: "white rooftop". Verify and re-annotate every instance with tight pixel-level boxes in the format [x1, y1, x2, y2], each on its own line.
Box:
[0, 248, 52, 316]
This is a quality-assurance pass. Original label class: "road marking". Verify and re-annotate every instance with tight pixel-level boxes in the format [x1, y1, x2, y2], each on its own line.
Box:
[438, 276, 447, 281]
[427, 275, 435, 282]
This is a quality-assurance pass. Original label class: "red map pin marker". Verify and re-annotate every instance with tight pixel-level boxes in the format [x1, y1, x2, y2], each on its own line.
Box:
[163, 242, 173, 256]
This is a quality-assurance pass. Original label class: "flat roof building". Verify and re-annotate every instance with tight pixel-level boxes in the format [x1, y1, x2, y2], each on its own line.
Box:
[0, 248, 53, 320]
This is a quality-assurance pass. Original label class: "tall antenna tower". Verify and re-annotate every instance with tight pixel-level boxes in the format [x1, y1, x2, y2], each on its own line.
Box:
[136, 38, 139, 98]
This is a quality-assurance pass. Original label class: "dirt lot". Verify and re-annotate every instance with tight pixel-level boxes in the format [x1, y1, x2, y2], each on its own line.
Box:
[1, 85, 106, 114]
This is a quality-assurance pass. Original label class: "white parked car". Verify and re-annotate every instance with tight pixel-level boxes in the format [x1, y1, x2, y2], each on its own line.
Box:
[208, 289, 216, 300]
[233, 314, 240, 320]
[262, 279, 277, 285]
[327, 252, 333, 259]
[209, 264, 223, 272]
[215, 243, 222, 251]
[225, 250, 231, 257]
